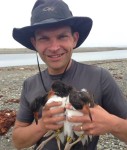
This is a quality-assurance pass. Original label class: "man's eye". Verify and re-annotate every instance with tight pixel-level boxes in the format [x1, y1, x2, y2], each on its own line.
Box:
[38, 37, 49, 41]
[59, 35, 68, 39]
[41, 38, 48, 40]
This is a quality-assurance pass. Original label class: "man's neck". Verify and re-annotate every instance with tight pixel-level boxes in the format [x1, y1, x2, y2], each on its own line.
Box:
[48, 59, 72, 75]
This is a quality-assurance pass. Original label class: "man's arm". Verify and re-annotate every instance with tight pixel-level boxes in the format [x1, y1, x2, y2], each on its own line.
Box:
[12, 119, 47, 149]
[109, 114, 127, 143]
[12, 101, 65, 149]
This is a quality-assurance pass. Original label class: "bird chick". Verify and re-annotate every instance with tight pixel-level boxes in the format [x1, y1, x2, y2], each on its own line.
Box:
[30, 94, 48, 124]
[64, 89, 94, 148]
[30, 80, 73, 124]
[69, 89, 94, 121]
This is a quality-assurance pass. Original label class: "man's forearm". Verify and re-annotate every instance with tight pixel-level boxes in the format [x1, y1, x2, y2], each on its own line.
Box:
[110, 115, 127, 144]
[12, 120, 47, 149]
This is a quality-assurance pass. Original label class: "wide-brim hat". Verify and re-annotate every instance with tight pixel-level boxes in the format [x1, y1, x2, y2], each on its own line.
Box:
[13, 0, 93, 51]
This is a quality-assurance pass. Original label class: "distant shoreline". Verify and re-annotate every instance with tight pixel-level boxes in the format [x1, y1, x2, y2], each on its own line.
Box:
[0, 47, 127, 54]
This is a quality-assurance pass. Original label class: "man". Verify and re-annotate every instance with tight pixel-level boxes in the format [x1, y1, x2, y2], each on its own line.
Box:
[12, 0, 127, 149]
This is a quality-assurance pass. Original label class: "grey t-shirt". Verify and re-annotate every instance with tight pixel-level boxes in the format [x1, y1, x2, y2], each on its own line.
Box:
[17, 60, 127, 150]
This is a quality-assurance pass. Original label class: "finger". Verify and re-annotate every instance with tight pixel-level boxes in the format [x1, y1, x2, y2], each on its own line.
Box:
[68, 115, 91, 123]
[49, 107, 65, 116]
[42, 106, 65, 118]
[44, 115, 65, 124]
[45, 123, 63, 130]
[73, 123, 93, 133]
[73, 124, 84, 132]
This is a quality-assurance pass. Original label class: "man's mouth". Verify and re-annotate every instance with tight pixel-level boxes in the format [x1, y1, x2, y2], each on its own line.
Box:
[43, 49, 68, 58]
[47, 53, 65, 58]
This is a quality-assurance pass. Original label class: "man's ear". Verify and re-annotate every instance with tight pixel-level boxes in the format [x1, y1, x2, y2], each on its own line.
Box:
[73, 32, 79, 48]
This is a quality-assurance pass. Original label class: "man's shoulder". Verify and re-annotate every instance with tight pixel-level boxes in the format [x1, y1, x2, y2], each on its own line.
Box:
[24, 72, 40, 83]
[23, 69, 46, 85]
[76, 61, 103, 72]
[75, 61, 112, 79]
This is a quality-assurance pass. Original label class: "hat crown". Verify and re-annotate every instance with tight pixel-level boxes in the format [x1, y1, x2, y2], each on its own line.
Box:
[31, 0, 72, 25]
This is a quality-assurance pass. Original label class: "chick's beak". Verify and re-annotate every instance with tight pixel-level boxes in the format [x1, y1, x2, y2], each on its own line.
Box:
[48, 90, 55, 99]
[83, 104, 93, 121]
[34, 112, 39, 124]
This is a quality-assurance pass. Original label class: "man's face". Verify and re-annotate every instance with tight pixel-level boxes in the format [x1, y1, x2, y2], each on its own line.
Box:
[31, 26, 79, 74]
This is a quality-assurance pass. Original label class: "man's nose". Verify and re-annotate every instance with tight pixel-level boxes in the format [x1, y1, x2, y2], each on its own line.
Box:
[49, 39, 60, 51]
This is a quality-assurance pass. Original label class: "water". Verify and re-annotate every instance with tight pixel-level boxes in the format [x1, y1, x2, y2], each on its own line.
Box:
[0, 50, 127, 67]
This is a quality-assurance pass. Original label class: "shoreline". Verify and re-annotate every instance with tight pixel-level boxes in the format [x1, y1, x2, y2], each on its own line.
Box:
[0, 47, 127, 54]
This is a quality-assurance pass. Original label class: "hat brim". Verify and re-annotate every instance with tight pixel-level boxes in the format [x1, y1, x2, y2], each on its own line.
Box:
[13, 17, 92, 51]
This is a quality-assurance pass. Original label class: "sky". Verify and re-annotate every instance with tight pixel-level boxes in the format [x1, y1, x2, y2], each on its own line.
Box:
[0, 0, 127, 48]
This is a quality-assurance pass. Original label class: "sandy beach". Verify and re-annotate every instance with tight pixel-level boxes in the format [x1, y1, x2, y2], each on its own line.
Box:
[0, 49, 127, 149]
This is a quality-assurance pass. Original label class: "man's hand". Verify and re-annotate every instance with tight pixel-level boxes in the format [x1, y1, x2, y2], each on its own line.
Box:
[39, 101, 65, 131]
[68, 105, 113, 136]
